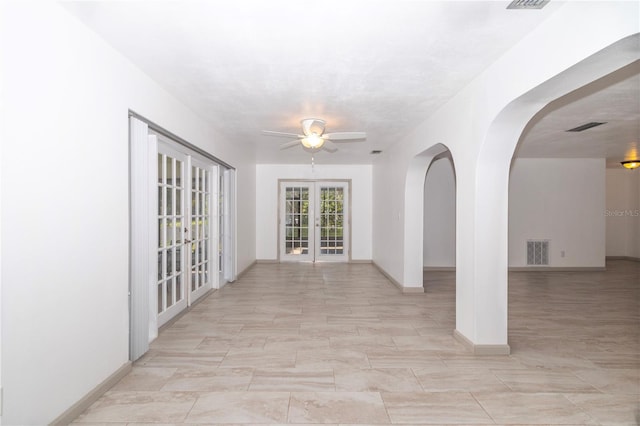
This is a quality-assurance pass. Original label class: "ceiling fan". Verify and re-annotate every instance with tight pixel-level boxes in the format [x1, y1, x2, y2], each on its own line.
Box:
[262, 118, 366, 153]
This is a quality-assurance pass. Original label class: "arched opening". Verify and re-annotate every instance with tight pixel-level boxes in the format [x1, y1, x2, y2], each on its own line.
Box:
[423, 151, 456, 275]
[398, 34, 638, 355]
[505, 58, 639, 360]
[423, 150, 457, 329]
[403, 143, 452, 290]
[468, 35, 640, 354]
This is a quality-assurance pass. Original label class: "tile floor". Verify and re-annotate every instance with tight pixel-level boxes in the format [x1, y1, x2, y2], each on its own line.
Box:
[73, 260, 639, 425]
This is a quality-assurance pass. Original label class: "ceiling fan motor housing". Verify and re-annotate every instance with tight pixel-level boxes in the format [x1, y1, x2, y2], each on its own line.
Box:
[301, 118, 326, 136]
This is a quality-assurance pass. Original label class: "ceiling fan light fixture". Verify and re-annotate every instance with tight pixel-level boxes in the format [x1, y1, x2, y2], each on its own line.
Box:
[301, 133, 324, 149]
[621, 160, 640, 170]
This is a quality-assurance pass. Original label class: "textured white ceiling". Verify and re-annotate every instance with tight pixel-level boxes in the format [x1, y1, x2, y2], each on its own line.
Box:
[62, 1, 638, 166]
[517, 68, 640, 168]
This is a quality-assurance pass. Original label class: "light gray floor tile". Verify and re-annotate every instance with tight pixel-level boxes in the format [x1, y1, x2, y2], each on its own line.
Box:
[72, 261, 639, 425]
[249, 368, 335, 391]
[473, 392, 598, 424]
[334, 367, 423, 392]
[185, 392, 290, 423]
[381, 392, 494, 424]
[289, 392, 390, 424]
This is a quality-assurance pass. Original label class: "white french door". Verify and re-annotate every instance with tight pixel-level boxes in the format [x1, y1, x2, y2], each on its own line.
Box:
[157, 143, 189, 325]
[189, 158, 217, 303]
[279, 181, 349, 262]
[157, 142, 217, 327]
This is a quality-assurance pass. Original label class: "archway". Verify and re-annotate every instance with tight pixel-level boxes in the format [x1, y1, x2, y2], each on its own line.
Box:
[403, 143, 452, 290]
[400, 33, 639, 354]
[423, 150, 456, 282]
[465, 34, 640, 353]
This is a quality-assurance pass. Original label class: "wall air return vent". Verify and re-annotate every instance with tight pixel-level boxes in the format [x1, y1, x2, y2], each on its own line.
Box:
[527, 240, 549, 265]
[566, 122, 607, 132]
[507, 0, 549, 9]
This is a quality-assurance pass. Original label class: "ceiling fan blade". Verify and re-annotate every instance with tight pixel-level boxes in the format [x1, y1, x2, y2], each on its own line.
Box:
[279, 140, 301, 150]
[322, 145, 338, 153]
[262, 130, 303, 138]
[323, 132, 366, 141]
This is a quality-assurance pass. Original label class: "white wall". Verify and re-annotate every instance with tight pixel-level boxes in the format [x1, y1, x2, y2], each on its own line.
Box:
[423, 157, 456, 267]
[1, 3, 255, 424]
[508, 158, 606, 267]
[422, 157, 615, 269]
[606, 168, 640, 258]
[256, 164, 372, 261]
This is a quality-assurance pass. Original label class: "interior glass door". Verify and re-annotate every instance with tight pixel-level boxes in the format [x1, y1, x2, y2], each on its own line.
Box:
[189, 159, 216, 302]
[157, 143, 188, 326]
[316, 182, 349, 262]
[280, 182, 314, 262]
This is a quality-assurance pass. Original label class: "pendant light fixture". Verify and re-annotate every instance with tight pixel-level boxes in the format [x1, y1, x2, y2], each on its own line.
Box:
[621, 160, 640, 170]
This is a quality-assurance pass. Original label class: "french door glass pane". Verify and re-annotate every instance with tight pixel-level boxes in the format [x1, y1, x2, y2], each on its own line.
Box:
[167, 277, 173, 305]
[176, 275, 182, 301]
[166, 157, 172, 182]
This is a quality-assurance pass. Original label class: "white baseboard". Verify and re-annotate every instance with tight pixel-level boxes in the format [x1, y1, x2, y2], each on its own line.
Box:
[237, 260, 257, 278]
[372, 261, 424, 293]
[508, 266, 606, 272]
[425, 266, 613, 272]
[50, 361, 132, 425]
[606, 256, 640, 262]
[453, 330, 511, 356]
[256, 259, 373, 264]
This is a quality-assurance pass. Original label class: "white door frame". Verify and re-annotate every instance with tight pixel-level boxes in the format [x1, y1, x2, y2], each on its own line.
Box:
[278, 179, 351, 263]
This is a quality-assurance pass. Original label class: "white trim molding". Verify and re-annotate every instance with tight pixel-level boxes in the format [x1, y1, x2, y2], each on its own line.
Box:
[453, 330, 511, 356]
[508, 266, 606, 272]
[373, 262, 424, 294]
[50, 362, 132, 425]
[423, 266, 456, 271]
[606, 256, 640, 263]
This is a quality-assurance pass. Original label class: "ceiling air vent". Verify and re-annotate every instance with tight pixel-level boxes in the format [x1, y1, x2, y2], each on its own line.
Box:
[507, 0, 549, 9]
[566, 122, 607, 132]
[370, 150, 382, 155]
